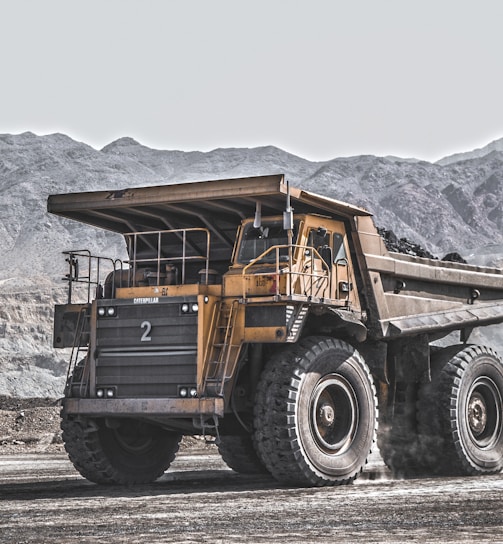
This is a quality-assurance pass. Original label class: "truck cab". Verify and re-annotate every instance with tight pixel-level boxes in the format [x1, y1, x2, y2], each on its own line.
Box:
[226, 213, 358, 306]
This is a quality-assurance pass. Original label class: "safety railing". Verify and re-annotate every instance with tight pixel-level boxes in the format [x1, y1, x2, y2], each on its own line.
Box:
[62, 228, 212, 302]
[241, 244, 332, 300]
[63, 250, 124, 304]
[125, 228, 211, 286]
[65, 304, 91, 398]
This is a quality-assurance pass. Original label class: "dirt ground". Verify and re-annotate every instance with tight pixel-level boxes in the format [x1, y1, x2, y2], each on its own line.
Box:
[0, 396, 63, 454]
[0, 396, 212, 456]
[1, 398, 503, 543]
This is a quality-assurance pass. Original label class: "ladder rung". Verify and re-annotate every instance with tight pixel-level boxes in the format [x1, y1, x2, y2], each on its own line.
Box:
[203, 299, 240, 395]
[206, 377, 230, 384]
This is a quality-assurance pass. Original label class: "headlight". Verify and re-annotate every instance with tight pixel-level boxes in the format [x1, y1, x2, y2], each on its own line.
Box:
[181, 302, 198, 314]
[98, 306, 116, 317]
[96, 389, 104, 398]
[179, 387, 188, 397]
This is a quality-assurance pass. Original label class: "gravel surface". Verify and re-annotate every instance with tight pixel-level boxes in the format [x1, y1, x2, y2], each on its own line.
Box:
[1, 452, 503, 543]
[0, 397, 62, 454]
[2, 397, 503, 543]
[0, 396, 215, 456]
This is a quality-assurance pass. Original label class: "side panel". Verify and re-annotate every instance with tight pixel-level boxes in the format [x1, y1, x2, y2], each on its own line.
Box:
[242, 303, 308, 343]
[243, 304, 288, 342]
[53, 303, 90, 348]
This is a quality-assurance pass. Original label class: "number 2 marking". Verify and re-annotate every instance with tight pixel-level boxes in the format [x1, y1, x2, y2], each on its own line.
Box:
[140, 321, 152, 342]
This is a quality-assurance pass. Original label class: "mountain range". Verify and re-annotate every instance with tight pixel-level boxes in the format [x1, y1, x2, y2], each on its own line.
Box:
[1, 132, 502, 397]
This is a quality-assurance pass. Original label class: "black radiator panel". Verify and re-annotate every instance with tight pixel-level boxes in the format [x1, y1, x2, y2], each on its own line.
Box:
[95, 298, 197, 397]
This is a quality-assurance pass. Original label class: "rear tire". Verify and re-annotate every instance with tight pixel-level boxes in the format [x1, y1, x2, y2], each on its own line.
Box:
[217, 434, 269, 474]
[254, 336, 377, 486]
[377, 381, 425, 477]
[61, 412, 182, 484]
[417, 344, 503, 476]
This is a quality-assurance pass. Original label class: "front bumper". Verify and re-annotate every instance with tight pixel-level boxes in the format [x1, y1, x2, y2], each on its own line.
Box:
[62, 397, 224, 418]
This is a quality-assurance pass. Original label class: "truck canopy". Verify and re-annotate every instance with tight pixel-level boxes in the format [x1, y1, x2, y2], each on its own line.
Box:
[48, 174, 371, 271]
[47, 174, 371, 232]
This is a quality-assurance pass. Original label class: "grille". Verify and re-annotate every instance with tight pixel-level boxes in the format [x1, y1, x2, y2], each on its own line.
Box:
[95, 299, 197, 397]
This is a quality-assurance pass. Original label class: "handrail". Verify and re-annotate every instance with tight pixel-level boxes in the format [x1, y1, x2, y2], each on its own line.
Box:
[63, 250, 123, 304]
[65, 305, 90, 398]
[62, 228, 212, 303]
[221, 300, 240, 381]
[124, 227, 211, 286]
[242, 244, 331, 300]
[200, 301, 221, 395]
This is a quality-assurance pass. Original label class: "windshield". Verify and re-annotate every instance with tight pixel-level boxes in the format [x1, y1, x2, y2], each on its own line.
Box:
[237, 221, 297, 264]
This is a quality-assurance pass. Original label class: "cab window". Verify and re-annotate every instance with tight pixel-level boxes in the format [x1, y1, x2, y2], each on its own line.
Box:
[333, 233, 347, 262]
[237, 221, 296, 264]
[307, 228, 329, 251]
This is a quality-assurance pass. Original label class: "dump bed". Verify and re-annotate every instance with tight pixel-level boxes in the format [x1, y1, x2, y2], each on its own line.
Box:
[355, 214, 503, 340]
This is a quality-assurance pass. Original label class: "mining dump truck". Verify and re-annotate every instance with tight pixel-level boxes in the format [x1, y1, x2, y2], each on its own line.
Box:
[47, 174, 503, 486]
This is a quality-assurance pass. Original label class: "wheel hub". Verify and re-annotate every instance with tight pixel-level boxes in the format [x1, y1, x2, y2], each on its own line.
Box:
[318, 402, 335, 427]
[466, 376, 502, 449]
[468, 392, 487, 436]
[310, 374, 358, 455]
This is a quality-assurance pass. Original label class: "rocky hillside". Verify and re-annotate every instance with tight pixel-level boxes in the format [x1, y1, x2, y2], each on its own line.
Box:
[1, 132, 503, 397]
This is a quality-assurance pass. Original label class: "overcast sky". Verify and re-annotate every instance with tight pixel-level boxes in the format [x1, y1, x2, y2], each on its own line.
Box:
[1, 0, 502, 162]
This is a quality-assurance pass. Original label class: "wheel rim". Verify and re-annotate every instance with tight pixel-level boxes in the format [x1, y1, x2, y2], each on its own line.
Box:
[309, 374, 359, 455]
[112, 420, 155, 455]
[466, 377, 502, 449]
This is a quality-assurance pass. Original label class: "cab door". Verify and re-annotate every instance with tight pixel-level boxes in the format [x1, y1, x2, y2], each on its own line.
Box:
[331, 228, 359, 308]
[301, 227, 332, 299]
[304, 222, 357, 305]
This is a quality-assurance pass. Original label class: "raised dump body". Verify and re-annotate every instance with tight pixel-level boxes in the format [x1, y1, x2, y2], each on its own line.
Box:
[48, 174, 503, 485]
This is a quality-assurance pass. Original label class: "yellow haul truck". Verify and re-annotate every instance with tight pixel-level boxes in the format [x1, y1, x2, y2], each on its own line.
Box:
[48, 174, 503, 486]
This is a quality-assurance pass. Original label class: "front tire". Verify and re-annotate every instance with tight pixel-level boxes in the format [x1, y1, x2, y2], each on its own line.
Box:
[61, 413, 182, 484]
[254, 336, 378, 486]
